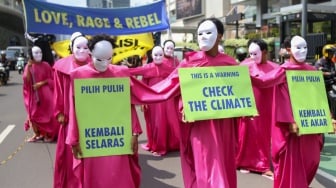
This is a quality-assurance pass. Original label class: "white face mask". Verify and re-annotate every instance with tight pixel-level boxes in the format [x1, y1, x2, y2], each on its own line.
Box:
[73, 36, 89, 62]
[152, 46, 164, 64]
[249, 43, 262, 64]
[164, 41, 174, 57]
[32, 46, 42, 63]
[92, 40, 113, 72]
[70, 32, 83, 51]
[197, 20, 218, 51]
[291, 36, 307, 63]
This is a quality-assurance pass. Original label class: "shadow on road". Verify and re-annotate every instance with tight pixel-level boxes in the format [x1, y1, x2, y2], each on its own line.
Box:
[139, 153, 180, 188]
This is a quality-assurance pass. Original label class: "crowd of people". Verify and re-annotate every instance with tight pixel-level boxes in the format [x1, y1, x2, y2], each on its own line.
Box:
[21, 17, 336, 188]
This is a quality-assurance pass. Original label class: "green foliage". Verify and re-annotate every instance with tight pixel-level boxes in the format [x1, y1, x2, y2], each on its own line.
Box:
[223, 37, 276, 59]
[175, 42, 198, 50]
[223, 38, 248, 57]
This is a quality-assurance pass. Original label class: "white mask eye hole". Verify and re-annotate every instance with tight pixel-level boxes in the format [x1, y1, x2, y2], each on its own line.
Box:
[97, 57, 111, 62]
[77, 46, 88, 50]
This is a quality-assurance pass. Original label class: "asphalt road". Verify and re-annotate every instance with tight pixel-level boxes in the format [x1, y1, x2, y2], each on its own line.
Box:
[0, 70, 326, 188]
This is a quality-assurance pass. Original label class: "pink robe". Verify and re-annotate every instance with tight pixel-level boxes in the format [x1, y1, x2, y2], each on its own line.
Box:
[66, 63, 142, 188]
[236, 60, 279, 173]
[132, 51, 239, 188]
[53, 55, 88, 188]
[130, 61, 180, 155]
[23, 61, 55, 136]
[163, 55, 180, 68]
[252, 60, 323, 188]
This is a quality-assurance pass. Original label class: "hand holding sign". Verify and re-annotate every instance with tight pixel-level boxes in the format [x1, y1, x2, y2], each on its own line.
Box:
[332, 119, 336, 134]
[131, 135, 139, 154]
[71, 144, 83, 159]
[289, 122, 299, 135]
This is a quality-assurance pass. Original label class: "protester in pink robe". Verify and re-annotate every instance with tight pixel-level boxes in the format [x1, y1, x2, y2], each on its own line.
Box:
[23, 46, 56, 142]
[236, 39, 279, 179]
[176, 19, 238, 188]
[132, 18, 239, 188]
[130, 46, 180, 156]
[53, 32, 90, 188]
[66, 34, 142, 188]
[252, 36, 327, 188]
[163, 39, 180, 68]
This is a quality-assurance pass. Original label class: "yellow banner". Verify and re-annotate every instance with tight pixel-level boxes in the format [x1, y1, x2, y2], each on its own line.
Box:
[51, 33, 154, 64]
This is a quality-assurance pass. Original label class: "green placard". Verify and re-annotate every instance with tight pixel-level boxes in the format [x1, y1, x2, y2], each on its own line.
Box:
[178, 66, 258, 121]
[74, 78, 132, 158]
[286, 70, 334, 135]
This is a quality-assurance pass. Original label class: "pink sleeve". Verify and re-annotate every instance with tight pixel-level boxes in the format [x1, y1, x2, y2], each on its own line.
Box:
[131, 105, 142, 135]
[53, 71, 64, 119]
[129, 64, 157, 78]
[65, 75, 79, 146]
[275, 83, 295, 124]
[22, 66, 32, 114]
[47, 65, 54, 89]
[129, 65, 147, 76]
[251, 67, 286, 88]
[130, 70, 180, 104]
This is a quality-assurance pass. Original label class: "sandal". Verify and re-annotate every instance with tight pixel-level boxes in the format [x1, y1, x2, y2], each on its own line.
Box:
[43, 137, 54, 143]
[27, 135, 44, 142]
[152, 152, 162, 157]
[239, 169, 250, 174]
[141, 144, 151, 151]
[262, 170, 274, 180]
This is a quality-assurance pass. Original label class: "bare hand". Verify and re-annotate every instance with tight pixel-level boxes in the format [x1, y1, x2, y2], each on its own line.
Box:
[27, 61, 33, 67]
[332, 119, 336, 133]
[289, 123, 299, 134]
[131, 135, 138, 154]
[71, 144, 82, 159]
[140, 105, 148, 112]
[33, 81, 45, 90]
[181, 110, 194, 123]
[57, 113, 65, 125]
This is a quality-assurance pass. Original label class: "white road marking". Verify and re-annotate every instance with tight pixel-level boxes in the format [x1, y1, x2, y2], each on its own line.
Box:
[0, 124, 15, 144]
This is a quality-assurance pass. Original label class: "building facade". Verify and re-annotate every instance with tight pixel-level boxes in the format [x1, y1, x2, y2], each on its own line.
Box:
[165, 0, 336, 61]
[87, 0, 130, 8]
[0, 0, 25, 49]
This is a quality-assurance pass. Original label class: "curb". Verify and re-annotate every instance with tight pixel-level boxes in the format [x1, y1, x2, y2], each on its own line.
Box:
[316, 169, 336, 188]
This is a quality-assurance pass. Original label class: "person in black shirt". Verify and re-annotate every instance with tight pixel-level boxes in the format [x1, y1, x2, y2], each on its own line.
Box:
[315, 44, 336, 92]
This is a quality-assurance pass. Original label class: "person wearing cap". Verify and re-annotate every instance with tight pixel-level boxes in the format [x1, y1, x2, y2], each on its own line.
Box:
[314, 44, 336, 93]
[235, 46, 247, 63]
[53, 32, 91, 188]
